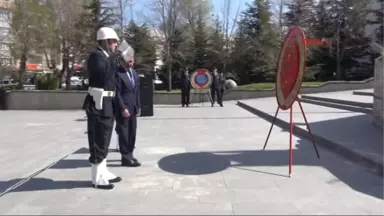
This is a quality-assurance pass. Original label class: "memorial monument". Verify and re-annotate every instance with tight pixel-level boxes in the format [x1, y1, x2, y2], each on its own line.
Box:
[372, 43, 384, 129]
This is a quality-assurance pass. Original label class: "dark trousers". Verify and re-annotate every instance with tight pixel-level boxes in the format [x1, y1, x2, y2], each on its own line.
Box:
[115, 115, 137, 156]
[181, 88, 190, 105]
[211, 88, 223, 105]
[86, 112, 114, 164]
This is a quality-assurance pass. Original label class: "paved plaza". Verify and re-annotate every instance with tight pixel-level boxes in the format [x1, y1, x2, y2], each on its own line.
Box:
[0, 99, 383, 215]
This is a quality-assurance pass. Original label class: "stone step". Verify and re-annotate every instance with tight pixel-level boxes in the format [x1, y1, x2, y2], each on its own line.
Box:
[236, 100, 383, 178]
[353, 91, 374, 97]
[301, 95, 373, 108]
[300, 98, 372, 114]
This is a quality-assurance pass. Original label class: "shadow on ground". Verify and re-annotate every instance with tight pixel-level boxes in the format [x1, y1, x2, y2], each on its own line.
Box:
[305, 114, 383, 163]
[0, 148, 91, 196]
[1, 111, 383, 201]
[156, 139, 384, 200]
[75, 118, 87, 122]
[0, 178, 90, 197]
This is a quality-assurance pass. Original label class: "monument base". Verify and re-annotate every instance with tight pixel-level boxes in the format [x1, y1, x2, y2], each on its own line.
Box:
[373, 56, 383, 129]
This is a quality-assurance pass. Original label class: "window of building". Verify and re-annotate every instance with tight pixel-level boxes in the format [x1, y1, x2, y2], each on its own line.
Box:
[0, 43, 8, 50]
[0, 58, 10, 65]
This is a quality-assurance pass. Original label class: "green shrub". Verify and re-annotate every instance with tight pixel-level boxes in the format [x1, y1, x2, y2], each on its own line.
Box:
[0, 84, 21, 91]
[36, 73, 59, 90]
[304, 64, 323, 82]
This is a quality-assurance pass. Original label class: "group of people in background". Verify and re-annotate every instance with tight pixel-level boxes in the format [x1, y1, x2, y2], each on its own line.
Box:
[180, 67, 225, 107]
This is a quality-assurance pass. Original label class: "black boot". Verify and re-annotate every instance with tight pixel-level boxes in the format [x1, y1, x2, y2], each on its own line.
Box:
[122, 154, 141, 167]
[92, 183, 114, 190]
[122, 158, 141, 167]
[109, 177, 122, 183]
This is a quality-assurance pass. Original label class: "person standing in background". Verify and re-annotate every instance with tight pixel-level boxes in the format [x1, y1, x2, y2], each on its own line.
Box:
[210, 67, 223, 107]
[180, 68, 191, 107]
[219, 71, 226, 97]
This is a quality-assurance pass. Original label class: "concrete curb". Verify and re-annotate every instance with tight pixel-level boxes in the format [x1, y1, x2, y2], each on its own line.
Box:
[299, 98, 372, 114]
[353, 91, 374, 97]
[301, 95, 373, 108]
[236, 101, 383, 177]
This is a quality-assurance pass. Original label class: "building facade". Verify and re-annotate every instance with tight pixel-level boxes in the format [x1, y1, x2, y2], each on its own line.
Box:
[0, 0, 12, 66]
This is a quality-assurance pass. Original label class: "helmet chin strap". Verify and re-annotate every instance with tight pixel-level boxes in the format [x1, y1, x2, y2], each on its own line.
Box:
[99, 40, 113, 54]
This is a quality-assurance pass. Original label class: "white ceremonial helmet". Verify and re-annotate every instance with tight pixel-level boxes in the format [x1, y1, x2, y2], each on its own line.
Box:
[96, 27, 120, 41]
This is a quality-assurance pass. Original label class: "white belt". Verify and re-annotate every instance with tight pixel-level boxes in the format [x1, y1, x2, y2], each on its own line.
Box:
[102, 91, 115, 97]
[88, 87, 115, 110]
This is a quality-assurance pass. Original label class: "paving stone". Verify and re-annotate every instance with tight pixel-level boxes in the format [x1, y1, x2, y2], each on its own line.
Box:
[232, 201, 302, 215]
[0, 101, 382, 215]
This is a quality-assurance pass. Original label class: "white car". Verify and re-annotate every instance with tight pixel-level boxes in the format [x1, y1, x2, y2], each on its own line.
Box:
[61, 76, 83, 89]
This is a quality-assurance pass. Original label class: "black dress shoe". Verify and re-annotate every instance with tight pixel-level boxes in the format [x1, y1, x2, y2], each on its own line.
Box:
[92, 183, 114, 190]
[109, 176, 122, 183]
[122, 158, 141, 167]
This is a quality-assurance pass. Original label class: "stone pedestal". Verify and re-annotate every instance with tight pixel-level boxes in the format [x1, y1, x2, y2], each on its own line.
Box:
[373, 56, 383, 128]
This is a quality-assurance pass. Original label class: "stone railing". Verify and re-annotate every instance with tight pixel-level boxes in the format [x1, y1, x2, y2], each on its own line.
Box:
[0, 78, 373, 110]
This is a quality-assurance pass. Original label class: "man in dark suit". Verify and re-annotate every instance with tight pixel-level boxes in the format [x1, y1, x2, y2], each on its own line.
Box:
[82, 27, 122, 190]
[115, 52, 141, 167]
[210, 67, 223, 107]
[180, 68, 191, 107]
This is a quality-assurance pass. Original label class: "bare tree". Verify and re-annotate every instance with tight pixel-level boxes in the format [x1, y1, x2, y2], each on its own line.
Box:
[270, 0, 286, 39]
[116, 0, 132, 37]
[0, 3, 13, 66]
[49, 0, 83, 89]
[9, 0, 44, 87]
[178, 0, 212, 33]
[34, 0, 60, 70]
[149, 0, 180, 91]
[221, 0, 241, 71]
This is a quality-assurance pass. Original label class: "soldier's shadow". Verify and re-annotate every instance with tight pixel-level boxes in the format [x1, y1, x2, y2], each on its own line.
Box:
[0, 148, 92, 195]
[0, 178, 90, 195]
[157, 138, 384, 200]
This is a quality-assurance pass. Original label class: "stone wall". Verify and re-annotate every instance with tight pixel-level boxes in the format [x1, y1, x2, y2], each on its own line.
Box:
[0, 79, 374, 110]
[373, 56, 383, 128]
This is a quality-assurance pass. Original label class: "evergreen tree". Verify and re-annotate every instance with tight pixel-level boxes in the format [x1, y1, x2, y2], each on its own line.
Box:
[206, 16, 225, 71]
[311, 0, 373, 80]
[236, 0, 279, 82]
[160, 25, 189, 75]
[372, 0, 384, 46]
[192, 8, 209, 68]
[284, 0, 316, 33]
[124, 21, 157, 75]
[231, 17, 250, 84]
[77, 0, 118, 50]
[159, 24, 190, 87]
[85, 0, 117, 35]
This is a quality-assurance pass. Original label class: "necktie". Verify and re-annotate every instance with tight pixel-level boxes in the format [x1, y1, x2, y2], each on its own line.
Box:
[127, 68, 135, 87]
